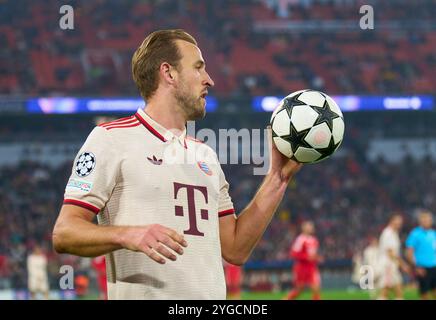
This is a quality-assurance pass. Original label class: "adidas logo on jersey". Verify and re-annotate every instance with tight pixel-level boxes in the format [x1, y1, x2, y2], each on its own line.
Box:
[147, 155, 163, 165]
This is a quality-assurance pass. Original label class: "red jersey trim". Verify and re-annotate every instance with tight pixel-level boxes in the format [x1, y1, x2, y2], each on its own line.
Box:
[101, 117, 137, 128]
[219, 208, 235, 217]
[98, 116, 134, 127]
[105, 122, 141, 130]
[135, 113, 167, 142]
[64, 199, 100, 214]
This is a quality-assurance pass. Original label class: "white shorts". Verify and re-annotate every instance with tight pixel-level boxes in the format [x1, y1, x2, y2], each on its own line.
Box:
[29, 276, 49, 293]
[378, 263, 402, 288]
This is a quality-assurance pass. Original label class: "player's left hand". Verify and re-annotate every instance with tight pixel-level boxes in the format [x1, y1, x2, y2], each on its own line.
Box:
[400, 261, 412, 275]
[415, 267, 426, 277]
[267, 126, 303, 183]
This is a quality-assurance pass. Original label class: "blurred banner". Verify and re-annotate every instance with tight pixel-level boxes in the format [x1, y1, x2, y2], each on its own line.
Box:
[25, 96, 218, 114]
[253, 95, 434, 112]
[0, 95, 433, 114]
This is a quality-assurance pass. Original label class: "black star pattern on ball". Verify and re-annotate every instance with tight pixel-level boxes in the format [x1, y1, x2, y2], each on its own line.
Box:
[315, 137, 341, 162]
[271, 128, 278, 138]
[281, 122, 311, 153]
[312, 99, 339, 131]
[282, 92, 306, 118]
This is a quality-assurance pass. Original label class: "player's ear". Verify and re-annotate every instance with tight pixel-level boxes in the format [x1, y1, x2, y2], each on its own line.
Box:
[160, 62, 176, 84]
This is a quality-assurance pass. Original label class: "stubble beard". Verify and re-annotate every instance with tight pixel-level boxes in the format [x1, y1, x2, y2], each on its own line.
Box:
[174, 84, 206, 121]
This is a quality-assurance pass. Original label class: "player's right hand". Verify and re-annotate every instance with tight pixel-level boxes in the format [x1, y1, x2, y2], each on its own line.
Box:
[122, 224, 188, 264]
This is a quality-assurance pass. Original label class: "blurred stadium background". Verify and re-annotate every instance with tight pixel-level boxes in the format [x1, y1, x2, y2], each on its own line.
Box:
[0, 0, 435, 300]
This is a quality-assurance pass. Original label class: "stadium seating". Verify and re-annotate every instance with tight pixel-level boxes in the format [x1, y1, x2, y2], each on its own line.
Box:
[0, 113, 435, 288]
[0, 0, 434, 96]
[0, 0, 435, 293]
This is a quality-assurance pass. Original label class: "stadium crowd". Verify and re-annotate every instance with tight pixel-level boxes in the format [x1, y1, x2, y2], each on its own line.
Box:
[227, 154, 436, 263]
[0, 123, 435, 290]
[0, 0, 435, 296]
[0, 0, 434, 96]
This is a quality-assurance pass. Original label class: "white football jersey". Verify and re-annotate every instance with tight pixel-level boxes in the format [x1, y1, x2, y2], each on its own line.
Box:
[363, 245, 379, 270]
[378, 226, 401, 267]
[27, 254, 48, 279]
[64, 108, 235, 299]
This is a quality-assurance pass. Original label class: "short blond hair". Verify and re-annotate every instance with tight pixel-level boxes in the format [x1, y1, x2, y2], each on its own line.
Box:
[418, 209, 433, 219]
[132, 29, 197, 101]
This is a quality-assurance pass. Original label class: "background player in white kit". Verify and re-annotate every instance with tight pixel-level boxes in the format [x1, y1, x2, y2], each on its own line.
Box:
[27, 245, 49, 300]
[363, 237, 379, 276]
[52, 29, 302, 299]
[377, 214, 409, 300]
[362, 237, 380, 299]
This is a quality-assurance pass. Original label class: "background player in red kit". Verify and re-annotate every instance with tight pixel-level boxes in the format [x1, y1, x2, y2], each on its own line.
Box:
[224, 260, 243, 299]
[91, 256, 107, 300]
[285, 221, 323, 300]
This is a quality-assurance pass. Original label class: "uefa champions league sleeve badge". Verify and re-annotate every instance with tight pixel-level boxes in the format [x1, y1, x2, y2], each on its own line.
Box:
[75, 152, 96, 177]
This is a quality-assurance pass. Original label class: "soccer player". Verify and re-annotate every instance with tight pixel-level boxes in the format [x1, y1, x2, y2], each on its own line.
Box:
[285, 221, 322, 300]
[52, 29, 302, 299]
[363, 237, 380, 272]
[405, 210, 436, 300]
[224, 260, 243, 299]
[377, 214, 409, 300]
[27, 245, 49, 300]
[362, 237, 380, 299]
[91, 256, 107, 300]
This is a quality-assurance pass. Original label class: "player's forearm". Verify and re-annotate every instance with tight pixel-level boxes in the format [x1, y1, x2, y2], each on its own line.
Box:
[389, 253, 408, 270]
[53, 216, 125, 257]
[387, 250, 401, 264]
[231, 172, 289, 262]
[405, 248, 415, 265]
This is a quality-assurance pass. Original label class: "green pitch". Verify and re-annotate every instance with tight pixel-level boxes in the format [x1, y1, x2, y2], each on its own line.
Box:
[240, 287, 420, 300]
[80, 287, 420, 300]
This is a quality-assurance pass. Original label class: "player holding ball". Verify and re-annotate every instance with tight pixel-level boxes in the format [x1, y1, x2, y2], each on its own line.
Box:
[52, 29, 343, 299]
[52, 29, 305, 300]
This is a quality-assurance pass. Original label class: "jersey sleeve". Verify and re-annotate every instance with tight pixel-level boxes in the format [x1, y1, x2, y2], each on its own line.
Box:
[378, 232, 387, 251]
[217, 164, 235, 218]
[63, 126, 120, 214]
[291, 236, 310, 261]
[405, 229, 418, 249]
[380, 230, 395, 251]
[291, 235, 304, 253]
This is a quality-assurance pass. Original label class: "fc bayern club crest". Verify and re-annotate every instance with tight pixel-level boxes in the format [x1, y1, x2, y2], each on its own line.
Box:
[75, 152, 96, 177]
[197, 161, 212, 176]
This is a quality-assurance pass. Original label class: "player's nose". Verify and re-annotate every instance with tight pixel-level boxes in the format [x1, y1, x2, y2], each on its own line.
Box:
[204, 71, 214, 88]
